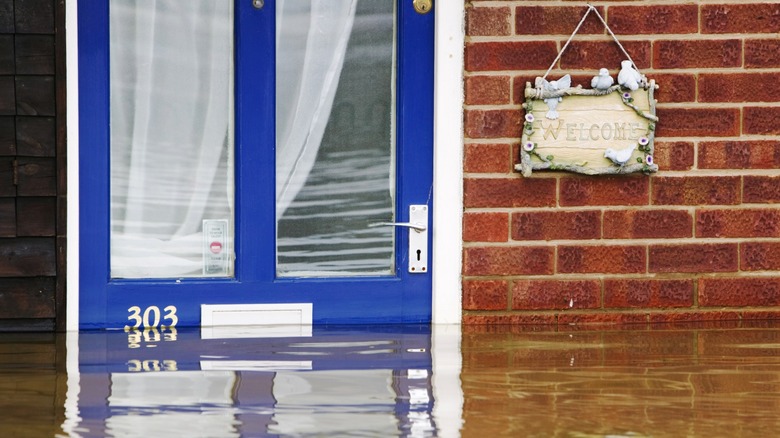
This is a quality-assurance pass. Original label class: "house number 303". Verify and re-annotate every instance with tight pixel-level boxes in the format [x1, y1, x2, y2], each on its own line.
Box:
[124, 305, 178, 330]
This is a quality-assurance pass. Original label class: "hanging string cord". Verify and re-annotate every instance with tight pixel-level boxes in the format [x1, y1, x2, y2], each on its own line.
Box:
[541, 4, 642, 81]
[589, 5, 640, 73]
[542, 5, 593, 81]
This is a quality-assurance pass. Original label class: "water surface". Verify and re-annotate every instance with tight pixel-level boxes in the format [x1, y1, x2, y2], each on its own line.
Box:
[1, 322, 779, 437]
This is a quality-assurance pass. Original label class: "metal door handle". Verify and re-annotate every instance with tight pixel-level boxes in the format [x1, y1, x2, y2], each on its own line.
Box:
[369, 205, 429, 273]
[369, 221, 426, 232]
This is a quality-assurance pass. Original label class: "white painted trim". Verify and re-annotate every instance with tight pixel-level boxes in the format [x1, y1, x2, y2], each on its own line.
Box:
[431, 324, 464, 437]
[64, 2, 465, 328]
[60, 331, 83, 437]
[432, 2, 464, 325]
[66, 0, 80, 332]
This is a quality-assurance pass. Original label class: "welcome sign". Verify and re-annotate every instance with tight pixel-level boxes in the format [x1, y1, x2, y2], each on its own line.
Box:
[516, 77, 659, 177]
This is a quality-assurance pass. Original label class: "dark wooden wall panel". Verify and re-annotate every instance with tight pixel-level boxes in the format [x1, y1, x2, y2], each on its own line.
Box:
[0, 277, 55, 318]
[17, 197, 55, 236]
[15, 35, 54, 74]
[16, 116, 54, 156]
[17, 157, 56, 196]
[0, 238, 56, 277]
[0, 198, 14, 236]
[0, 34, 12, 74]
[15, 76, 55, 116]
[0, 0, 12, 33]
[15, 0, 54, 34]
[0, 157, 14, 196]
[0, 117, 14, 155]
[0, 76, 14, 114]
[0, 0, 64, 330]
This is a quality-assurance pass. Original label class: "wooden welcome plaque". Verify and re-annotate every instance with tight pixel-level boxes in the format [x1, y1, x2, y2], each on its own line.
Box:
[516, 78, 659, 177]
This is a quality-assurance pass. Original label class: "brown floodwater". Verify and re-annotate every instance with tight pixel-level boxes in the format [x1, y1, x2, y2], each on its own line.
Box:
[1, 322, 779, 437]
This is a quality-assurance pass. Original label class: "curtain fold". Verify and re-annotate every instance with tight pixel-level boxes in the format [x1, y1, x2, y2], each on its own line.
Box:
[110, 0, 234, 278]
[275, 0, 358, 218]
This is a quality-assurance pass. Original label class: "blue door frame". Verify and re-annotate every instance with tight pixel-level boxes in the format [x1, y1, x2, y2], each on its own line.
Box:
[78, 1, 434, 329]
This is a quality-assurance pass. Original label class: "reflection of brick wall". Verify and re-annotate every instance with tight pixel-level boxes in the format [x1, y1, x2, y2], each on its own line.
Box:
[462, 2, 780, 325]
[0, 0, 64, 330]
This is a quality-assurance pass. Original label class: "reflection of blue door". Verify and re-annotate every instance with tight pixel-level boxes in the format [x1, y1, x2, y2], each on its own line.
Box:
[78, 1, 434, 329]
[74, 327, 434, 436]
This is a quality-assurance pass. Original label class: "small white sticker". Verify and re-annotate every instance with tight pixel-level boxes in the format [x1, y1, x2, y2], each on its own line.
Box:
[203, 219, 230, 276]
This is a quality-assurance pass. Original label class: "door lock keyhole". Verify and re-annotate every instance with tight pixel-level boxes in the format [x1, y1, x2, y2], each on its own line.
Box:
[413, 0, 432, 15]
[416, 249, 422, 261]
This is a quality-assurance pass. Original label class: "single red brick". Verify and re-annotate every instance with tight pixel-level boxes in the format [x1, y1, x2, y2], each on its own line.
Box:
[465, 41, 557, 72]
[466, 6, 511, 37]
[744, 175, 780, 203]
[653, 74, 696, 103]
[741, 242, 780, 271]
[558, 245, 646, 274]
[699, 141, 780, 169]
[560, 176, 648, 207]
[700, 73, 780, 103]
[463, 280, 509, 311]
[462, 313, 557, 325]
[609, 5, 698, 34]
[604, 279, 693, 309]
[516, 6, 604, 35]
[603, 209, 692, 239]
[744, 107, 780, 135]
[746, 39, 780, 68]
[699, 277, 780, 307]
[648, 311, 741, 324]
[651, 176, 741, 205]
[464, 109, 521, 139]
[741, 311, 780, 321]
[463, 246, 554, 276]
[560, 40, 651, 70]
[649, 243, 738, 273]
[702, 4, 780, 34]
[557, 312, 648, 326]
[464, 177, 556, 208]
[464, 143, 513, 174]
[654, 39, 741, 69]
[652, 141, 694, 171]
[465, 75, 511, 106]
[512, 279, 601, 310]
[464, 212, 509, 242]
[697, 209, 780, 238]
[511, 210, 600, 241]
[654, 108, 740, 138]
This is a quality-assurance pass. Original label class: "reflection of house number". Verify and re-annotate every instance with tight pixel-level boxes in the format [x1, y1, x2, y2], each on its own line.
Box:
[127, 359, 178, 372]
[124, 305, 178, 330]
[126, 326, 178, 349]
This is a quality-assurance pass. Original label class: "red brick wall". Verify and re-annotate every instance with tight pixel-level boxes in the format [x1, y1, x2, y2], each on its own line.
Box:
[462, 1, 780, 325]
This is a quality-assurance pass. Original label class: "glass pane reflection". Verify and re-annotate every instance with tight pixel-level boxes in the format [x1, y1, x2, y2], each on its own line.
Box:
[275, 1, 397, 277]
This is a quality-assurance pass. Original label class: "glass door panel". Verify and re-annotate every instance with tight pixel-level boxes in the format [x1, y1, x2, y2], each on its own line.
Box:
[109, 0, 235, 279]
[276, 1, 396, 277]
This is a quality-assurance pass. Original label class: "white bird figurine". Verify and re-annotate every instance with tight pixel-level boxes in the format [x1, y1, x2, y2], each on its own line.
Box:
[604, 144, 637, 166]
[617, 60, 642, 91]
[590, 68, 614, 91]
[540, 74, 571, 120]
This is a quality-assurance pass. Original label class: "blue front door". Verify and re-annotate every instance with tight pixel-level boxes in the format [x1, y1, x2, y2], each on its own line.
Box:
[78, 1, 434, 329]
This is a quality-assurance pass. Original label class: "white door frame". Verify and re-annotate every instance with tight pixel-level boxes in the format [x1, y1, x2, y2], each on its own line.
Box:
[65, 2, 464, 330]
